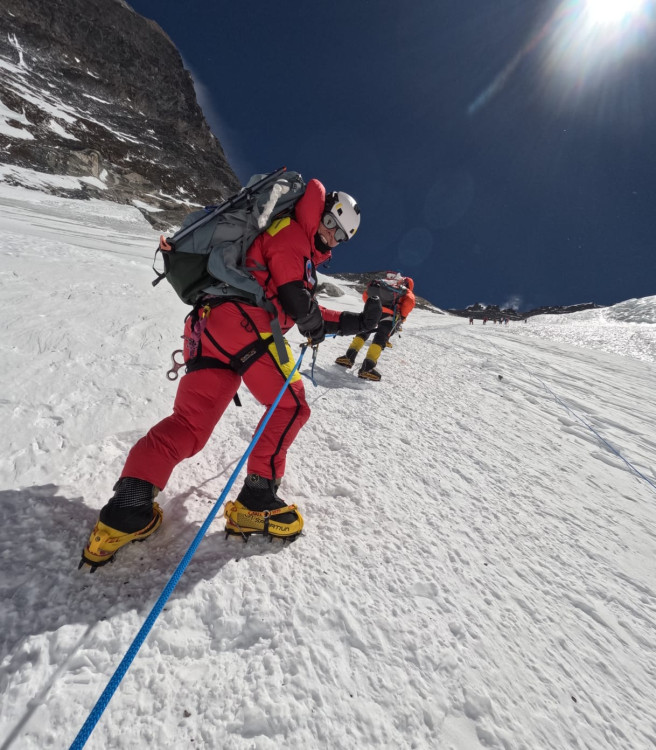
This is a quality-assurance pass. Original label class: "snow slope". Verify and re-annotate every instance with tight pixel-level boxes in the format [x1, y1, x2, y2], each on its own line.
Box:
[1, 183, 655, 750]
[515, 300, 656, 363]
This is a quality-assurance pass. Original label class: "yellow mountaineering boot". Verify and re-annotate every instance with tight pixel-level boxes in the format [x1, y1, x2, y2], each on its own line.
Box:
[80, 504, 163, 570]
[335, 347, 358, 368]
[358, 359, 382, 381]
[358, 343, 383, 381]
[224, 473, 303, 540]
[79, 477, 163, 570]
[335, 336, 366, 368]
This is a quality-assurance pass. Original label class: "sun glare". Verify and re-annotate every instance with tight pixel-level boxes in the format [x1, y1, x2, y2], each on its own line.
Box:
[541, 0, 655, 93]
[584, 0, 647, 25]
[468, 0, 654, 115]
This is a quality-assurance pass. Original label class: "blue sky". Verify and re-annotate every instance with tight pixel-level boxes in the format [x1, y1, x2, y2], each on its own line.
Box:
[126, 0, 655, 310]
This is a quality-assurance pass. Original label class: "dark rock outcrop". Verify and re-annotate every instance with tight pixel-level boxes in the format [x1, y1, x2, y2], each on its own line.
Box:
[0, 0, 240, 229]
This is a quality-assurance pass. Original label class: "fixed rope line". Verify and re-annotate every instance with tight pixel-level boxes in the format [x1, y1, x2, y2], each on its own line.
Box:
[489, 340, 656, 495]
[69, 344, 309, 750]
[526, 368, 656, 493]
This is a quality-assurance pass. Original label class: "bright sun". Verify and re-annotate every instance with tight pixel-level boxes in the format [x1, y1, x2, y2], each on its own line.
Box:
[584, 0, 647, 24]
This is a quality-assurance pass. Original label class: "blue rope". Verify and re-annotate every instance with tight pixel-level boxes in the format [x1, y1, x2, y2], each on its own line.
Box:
[69, 345, 308, 750]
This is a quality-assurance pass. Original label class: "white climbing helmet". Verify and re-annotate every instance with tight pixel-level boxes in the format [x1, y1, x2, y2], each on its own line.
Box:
[323, 191, 361, 241]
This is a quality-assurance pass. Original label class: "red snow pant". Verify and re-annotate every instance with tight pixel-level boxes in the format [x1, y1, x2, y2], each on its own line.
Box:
[121, 301, 310, 488]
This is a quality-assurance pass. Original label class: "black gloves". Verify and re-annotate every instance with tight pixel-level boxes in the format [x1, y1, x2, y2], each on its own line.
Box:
[338, 296, 383, 336]
[277, 281, 326, 345]
[296, 302, 325, 345]
[284, 282, 382, 343]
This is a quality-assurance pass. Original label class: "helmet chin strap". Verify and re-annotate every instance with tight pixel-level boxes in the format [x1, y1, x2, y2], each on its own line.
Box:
[314, 232, 330, 251]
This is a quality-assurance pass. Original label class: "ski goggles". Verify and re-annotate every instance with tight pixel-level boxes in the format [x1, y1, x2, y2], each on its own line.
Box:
[322, 212, 349, 243]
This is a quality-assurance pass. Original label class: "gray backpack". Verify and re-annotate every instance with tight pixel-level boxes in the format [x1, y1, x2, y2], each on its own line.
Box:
[152, 167, 307, 362]
[366, 279, 406, 312]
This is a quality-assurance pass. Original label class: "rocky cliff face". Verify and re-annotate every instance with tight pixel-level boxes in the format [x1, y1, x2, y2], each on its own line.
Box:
[0, 0, 240, 229]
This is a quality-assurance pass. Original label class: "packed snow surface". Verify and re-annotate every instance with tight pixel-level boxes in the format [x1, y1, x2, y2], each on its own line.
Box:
[1, 183, 655, 749]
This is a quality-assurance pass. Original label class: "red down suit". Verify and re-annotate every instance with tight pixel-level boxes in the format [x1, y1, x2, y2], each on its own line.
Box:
[122, 179, 343, 486]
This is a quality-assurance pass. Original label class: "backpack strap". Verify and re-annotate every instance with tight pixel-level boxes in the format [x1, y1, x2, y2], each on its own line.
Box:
[263, 300, 289, 366]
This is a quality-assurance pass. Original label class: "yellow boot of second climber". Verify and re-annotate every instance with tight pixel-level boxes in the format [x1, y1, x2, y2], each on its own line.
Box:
[358, 343, 383, 381]
[335, 335, 366, 368]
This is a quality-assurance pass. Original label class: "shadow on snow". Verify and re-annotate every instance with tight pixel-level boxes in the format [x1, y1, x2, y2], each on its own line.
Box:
[0, 484, 286, 662]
